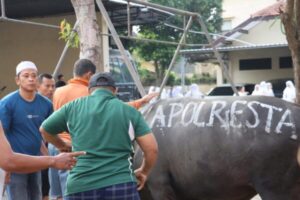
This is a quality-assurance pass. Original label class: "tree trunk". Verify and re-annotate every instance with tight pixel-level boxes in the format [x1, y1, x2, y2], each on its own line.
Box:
[281, 0, 300, 103]
[71, 0, 103, 71]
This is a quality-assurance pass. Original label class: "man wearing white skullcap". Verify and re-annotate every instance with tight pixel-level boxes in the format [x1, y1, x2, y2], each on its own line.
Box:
[16, 61, 38, 75]
[0, 61, 53, 200]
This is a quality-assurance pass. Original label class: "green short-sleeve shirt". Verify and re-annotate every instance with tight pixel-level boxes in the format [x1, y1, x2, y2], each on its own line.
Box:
[42, 89, 151, 195]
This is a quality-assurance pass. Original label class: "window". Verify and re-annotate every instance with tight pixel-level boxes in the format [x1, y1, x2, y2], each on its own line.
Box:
[222, 19, 232, 32]
[110, 57, 124, 83]
[239, 58, 272, 70]
[279, 56, 293, 69]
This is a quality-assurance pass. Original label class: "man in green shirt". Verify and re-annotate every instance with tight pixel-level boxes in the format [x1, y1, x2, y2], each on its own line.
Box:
[40, 72, 158, 200]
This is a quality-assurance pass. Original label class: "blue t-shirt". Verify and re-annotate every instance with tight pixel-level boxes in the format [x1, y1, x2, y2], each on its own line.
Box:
[0, 90, 53, 155]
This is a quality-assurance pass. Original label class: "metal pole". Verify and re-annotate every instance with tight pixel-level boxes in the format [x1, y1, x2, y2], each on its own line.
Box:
[100, 32, 208, 47]
[95, 0, 146, 96]
[164, 23, 254, 46]
[181, 16, 187, 93]
[1, 0, 5, 18]
[196, 15, 239, 96]
[127, 0, 131, 36]
[183, 16, 186, 45]
[180, 57, 186, 92]
[53, 44, 70, 80]
[53, 21, 79, 79]
[158, 16, 193, 98]
[129, 0, 197, 16]
[3, 18, 59, 29]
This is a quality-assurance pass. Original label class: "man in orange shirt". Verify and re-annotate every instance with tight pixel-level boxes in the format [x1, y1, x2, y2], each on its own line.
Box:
[49, 59, 157, 199]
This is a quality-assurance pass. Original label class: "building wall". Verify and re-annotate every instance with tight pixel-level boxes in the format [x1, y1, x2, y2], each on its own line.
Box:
[217, 1, 292, 85]
[222, 0, 277, 29]
[232, 19, 287, 46]
[0, 13, 111, 98]
[0, 15, 79, 98]
[229, 47, 293, 84]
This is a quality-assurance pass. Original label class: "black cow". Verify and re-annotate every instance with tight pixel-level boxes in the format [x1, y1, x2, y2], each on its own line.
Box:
[135, 96, 300, 200]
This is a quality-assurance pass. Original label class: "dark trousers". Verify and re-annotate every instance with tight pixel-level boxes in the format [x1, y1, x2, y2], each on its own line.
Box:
[42, 168, 50, 197]
[65, 182, 140, 200]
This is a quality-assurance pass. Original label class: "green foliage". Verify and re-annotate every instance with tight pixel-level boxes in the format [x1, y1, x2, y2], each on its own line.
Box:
[59, 19, 80, 48]
[166, 72, 216, 86]
[191, 73, 216, 84]
[167, 72, 177, 86]
[184, 77, 192, 85]
[142, 0, 223, 44]
[137, 67, 156, 86]
[133, 0, 222, 83]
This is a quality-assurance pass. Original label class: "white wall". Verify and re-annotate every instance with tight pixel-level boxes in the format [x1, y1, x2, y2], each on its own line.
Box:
[232, 19, 287, 45]
[222, 0, 277, 29]
[229, 47, 293, 83]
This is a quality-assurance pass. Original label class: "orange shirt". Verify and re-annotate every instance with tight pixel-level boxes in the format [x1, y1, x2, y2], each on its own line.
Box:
[53, 78, 89, 143]
[53, 77, 143, 143]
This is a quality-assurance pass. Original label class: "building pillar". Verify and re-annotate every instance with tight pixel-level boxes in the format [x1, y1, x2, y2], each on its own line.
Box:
[216, 65, 223, 85]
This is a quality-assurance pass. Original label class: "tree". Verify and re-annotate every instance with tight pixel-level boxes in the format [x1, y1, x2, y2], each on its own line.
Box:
[134, 26, 176, 84]
[281, 0, 300, 103]
[71, 0, 103, 71]
[133, 0, 222, 84]
[69, 0, 221, 84]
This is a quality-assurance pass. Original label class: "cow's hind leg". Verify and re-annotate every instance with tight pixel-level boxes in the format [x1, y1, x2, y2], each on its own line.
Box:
[139, 184, 154, 200]
[146, 175, 178, 200]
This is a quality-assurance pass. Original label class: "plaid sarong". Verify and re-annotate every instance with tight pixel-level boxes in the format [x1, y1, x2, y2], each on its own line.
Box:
[65, 182, 140, 200]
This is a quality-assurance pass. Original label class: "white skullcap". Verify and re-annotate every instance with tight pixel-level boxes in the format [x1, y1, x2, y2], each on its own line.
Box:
[16, 61, 38, 75]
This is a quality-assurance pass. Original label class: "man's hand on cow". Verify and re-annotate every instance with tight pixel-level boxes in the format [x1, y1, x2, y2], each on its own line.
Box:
[50, 151, 86, 170]
[141, 92, 159, 104]
[134, 168, 148, 190]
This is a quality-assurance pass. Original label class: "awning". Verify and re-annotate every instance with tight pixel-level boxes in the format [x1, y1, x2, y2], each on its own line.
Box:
[1, 0, 171, 27]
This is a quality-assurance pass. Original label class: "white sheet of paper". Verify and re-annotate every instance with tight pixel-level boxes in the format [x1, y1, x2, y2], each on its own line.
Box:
[0, 168, 5, 200]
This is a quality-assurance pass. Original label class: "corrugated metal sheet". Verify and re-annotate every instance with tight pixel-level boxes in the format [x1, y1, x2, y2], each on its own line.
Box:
[181, 43, 288, 54]
[0, 0, 170, 27]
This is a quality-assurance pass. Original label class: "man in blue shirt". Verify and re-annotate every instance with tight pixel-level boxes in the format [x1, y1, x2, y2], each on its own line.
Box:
[0, 61, 53, 200]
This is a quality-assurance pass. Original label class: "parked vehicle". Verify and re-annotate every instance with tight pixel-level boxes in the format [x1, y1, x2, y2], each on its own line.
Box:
[109, 49, 141, 101]
[207, 83, 255, 96]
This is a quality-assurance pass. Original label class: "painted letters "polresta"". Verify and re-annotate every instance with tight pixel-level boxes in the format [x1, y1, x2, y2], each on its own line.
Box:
[150, 100, 296, 139]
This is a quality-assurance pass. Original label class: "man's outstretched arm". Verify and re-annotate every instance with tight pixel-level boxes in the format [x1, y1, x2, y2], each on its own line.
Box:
[0, 122, 84, 173]
[128, 92, 158, 109]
